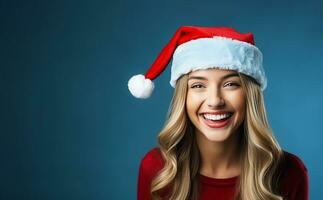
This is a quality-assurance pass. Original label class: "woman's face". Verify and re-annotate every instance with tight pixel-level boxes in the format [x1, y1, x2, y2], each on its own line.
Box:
[186, 68, 246, 142]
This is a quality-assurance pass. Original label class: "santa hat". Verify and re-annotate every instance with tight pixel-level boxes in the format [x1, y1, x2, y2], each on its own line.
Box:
[128, 26, 266, 99]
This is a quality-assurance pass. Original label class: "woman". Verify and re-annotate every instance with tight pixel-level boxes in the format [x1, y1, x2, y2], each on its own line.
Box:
[128, 26, 308, 200]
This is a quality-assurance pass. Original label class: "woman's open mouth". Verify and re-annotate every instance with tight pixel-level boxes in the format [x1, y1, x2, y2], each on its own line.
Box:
[200, 112, 233, 128]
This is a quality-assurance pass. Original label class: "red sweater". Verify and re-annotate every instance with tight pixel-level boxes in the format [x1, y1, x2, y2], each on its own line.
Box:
[137, 147, 308, 200]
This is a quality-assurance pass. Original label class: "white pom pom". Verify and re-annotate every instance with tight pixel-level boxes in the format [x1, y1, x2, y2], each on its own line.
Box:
[128, 74, 154, 99]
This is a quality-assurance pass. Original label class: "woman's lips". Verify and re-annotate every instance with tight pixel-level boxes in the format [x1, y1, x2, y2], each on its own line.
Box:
[200, 114, 232, 128]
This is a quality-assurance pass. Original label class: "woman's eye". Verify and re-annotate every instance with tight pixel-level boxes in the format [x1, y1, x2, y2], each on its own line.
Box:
[224, 82, 240, 87]
[191, 84, 204, 88]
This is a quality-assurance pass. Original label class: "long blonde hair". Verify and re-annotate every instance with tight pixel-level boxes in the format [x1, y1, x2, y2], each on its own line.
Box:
[150, 72, 284, 200]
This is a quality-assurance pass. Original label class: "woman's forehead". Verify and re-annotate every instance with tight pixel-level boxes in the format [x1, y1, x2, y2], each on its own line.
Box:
[188, 68, 239, 78]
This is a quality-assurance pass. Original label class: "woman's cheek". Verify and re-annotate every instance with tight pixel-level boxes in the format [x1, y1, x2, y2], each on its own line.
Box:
[186, 92, 201, 116]
[187, 92, 203, 108]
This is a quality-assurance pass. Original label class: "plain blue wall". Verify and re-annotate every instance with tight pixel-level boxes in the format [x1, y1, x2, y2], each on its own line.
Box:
[1, 0, 322, 199]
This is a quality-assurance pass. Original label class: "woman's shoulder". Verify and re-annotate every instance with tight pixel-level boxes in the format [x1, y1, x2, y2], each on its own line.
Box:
[278, 150, 309, 199]
[138, 147, 172, 199]
[139, 147, 164, 177]
[137, 148, 164, 199]
[281, 150, 308, 176]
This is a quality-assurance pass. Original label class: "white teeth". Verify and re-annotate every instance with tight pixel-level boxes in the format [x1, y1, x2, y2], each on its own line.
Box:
[203, 113, 231, 121]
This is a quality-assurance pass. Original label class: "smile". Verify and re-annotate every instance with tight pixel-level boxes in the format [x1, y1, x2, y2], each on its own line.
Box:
[200, 112, 233, 128]
[203, 113, 232, 121]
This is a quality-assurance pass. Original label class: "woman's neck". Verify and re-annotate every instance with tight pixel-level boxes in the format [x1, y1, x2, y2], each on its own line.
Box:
[196, 129, 242, 179]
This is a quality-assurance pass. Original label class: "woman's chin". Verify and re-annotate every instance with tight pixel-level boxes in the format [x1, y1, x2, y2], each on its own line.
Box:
[202, 131, 231, 143]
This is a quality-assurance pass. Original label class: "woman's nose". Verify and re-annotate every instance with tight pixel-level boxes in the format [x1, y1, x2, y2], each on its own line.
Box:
[206, 89, 225, 108]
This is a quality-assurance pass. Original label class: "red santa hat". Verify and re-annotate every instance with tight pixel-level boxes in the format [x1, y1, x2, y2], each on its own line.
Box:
[128, 26, 266, 99]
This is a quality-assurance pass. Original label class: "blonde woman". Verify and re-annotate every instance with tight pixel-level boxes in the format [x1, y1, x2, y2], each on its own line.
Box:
[128, 26, 308, 200]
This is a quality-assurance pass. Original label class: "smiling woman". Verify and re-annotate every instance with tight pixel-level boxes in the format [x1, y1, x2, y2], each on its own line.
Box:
[128, 26, 308, 200]
[186, 69, 245, 143]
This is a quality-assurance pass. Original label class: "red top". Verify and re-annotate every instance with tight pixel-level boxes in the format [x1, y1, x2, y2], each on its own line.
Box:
[137, 147, 308, 200]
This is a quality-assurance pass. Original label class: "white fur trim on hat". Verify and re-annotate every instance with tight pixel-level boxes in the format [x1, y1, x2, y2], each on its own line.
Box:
[170, 37, 267, 90]
[128, 74, 155, 99]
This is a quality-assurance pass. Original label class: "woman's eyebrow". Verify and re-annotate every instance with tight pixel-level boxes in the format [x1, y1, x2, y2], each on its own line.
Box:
[221, 73, 239, 80]
[188, 76, 208, 81]
[188, 73, 239, 81]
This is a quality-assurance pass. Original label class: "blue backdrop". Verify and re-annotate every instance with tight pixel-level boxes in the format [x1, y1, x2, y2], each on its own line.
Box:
[1, 0, 322, 199]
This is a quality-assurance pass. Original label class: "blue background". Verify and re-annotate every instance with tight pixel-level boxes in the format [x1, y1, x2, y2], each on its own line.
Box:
[1, 0, 322, 199]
